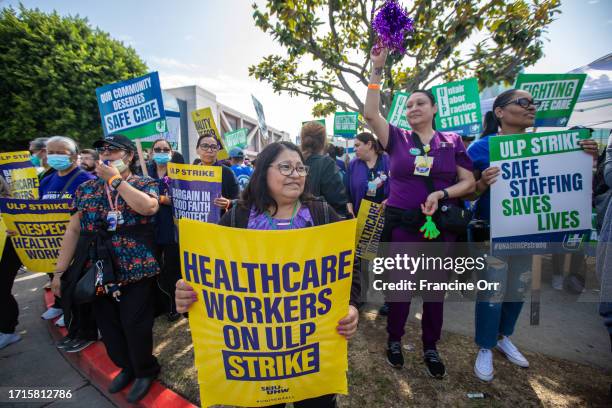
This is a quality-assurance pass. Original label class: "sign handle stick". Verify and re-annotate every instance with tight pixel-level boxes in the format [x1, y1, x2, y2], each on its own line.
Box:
[135, 139, 148, 177]
[530, 255, 542, 326]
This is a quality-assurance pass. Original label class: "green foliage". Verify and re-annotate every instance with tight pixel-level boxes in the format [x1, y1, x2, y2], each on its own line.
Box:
[249, 0, 561, 117]
[0, 5, 147, 151]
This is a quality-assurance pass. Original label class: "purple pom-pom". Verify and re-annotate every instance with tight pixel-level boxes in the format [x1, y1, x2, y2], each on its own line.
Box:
[372, 0, 414, 55]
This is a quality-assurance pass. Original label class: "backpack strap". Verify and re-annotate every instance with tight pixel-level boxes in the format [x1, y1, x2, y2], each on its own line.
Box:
[59, 168, 86, 197]
[230, 205, 237, 228]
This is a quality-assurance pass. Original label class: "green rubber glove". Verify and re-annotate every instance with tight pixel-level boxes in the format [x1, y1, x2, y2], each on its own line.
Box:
[419, 215, 440, 240]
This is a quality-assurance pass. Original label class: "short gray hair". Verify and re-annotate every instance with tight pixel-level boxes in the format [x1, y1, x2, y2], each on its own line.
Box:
[46, 136, 78, 154]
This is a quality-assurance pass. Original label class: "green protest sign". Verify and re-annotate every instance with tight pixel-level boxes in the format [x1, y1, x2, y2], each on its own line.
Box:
[489, 129, 592, 255]
[386, 91, 411, 130]
[333, 112, 359, 137]
[514, 73, 586, 127]
[432, 78, 482, 137]
[223, 128, 248, 150]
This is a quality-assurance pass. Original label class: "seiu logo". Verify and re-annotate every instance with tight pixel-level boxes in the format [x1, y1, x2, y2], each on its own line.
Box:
[261, 385, 289, 395]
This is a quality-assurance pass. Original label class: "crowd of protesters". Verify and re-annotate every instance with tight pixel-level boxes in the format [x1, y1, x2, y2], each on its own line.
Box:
[0, 44, 610, 406]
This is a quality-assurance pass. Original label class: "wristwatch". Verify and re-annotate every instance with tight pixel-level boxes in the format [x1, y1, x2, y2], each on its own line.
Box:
[110, 177, 123, 190]
[441, 189, 449, 200]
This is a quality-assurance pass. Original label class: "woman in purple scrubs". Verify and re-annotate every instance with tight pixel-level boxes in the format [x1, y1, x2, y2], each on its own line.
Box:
[363, 46, 476, 378]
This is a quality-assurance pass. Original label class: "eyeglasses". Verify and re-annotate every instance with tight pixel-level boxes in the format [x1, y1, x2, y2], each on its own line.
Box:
[502, 97, 541, 109]
[272, 161, 309, 177]
[153, 147, 171, 153]
[96, 145, 123, 153]
[198, 143, 219, 151]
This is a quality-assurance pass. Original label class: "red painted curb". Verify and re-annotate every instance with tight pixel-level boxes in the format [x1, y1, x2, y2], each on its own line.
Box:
[44, 290, 197, 408]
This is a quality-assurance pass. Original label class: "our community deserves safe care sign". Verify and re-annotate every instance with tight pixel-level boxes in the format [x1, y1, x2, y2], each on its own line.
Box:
[96, 72, 166, 139]
[179, 219, 356, 407]
[489, 129, 592, 254]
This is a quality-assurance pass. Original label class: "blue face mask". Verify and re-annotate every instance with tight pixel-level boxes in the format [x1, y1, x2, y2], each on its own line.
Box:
[153, 152, 171, 164]
[47, 154, 73, 171]
[30, 154, 41, 167]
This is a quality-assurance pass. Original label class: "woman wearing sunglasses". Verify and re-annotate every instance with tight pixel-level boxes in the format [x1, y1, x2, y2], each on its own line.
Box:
[175, 141, 360, 408]
[52, 134, 161, 402]
[147, 139, 185, 321]
[466, 89, 598, 382]
[195, 135, 239, 215]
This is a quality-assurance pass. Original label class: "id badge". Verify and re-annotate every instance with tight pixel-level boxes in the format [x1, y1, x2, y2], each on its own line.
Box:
[106, 211, 119, 231]
[414, 155, 434, 177]
[366, 181, 377, 196]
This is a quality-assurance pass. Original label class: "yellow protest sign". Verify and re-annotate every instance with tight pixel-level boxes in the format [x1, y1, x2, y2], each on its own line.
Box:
[0, 198, 71, 272]
[355, 200, 385, 260]
[0, 214, 7, 262]
[179, 218, 357, 407]
[0, 151, 39, 199]
[191, 107, 229, 160]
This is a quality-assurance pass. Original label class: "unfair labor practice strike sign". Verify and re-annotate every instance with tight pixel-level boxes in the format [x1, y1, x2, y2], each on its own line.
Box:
[192, 107, 229, 160]
[387, 91, 411, 130]
[96, 72, 167, 139]
[333, 112, 359, 137]
[432, 78, 482, 137]
[489, 129, 592, 255]
[0, 151, 39, 199]
[180, 219, 356, 407]
[514, 73, 586, 127]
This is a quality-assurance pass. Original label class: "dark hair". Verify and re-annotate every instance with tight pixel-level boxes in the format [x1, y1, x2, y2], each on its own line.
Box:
[152, 138, 172, 150]
[196, 134, 219, 149]
[356, 132, 383, 155]
[326, 143, 340, 159]
[481, 89, 520, 137]
[300, 121, 327, 157]
[29, 137, 49, 151]
[411, 89, 437, 129]
[80, 149, 99, 160]
[240, 141, 313, 216]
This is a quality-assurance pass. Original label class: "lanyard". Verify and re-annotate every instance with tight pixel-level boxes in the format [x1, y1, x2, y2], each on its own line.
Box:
[104, 175, 131, 211]
[264, 201, 300, 230]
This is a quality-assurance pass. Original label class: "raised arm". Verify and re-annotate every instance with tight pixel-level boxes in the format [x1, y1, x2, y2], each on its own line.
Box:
[363, 46, 390, 149]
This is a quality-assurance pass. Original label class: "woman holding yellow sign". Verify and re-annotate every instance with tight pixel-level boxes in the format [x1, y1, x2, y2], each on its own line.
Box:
[176, 141, 360, 408]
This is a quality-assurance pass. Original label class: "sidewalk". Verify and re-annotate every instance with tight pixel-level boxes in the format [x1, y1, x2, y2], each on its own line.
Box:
[0, 270, 115, 408]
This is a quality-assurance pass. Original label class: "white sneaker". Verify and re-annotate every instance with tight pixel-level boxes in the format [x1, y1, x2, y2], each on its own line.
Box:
[496, 336, 529, 368]
[0, 332, 22, 349]
[474, 348, 494, 381]
[552, 274, 563, 290]
[41, 307, 63, 320]
[55, 315, 65, 327]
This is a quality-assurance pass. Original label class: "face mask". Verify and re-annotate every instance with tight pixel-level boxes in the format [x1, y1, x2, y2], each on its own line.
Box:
[110, 158, 128, 173]
[153, 152, 171, 164]
[47, 154, 73, 171]
[30, 154, 41, 167]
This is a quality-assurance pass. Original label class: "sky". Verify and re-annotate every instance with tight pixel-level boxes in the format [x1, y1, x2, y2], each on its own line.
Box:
[3, 0, 611, 137]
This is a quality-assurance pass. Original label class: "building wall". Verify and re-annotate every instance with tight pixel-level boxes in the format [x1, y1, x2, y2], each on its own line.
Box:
[165, 85, 289, 163]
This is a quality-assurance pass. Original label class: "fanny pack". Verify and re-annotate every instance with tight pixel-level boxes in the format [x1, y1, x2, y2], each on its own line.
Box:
[410, 132, 472, 234]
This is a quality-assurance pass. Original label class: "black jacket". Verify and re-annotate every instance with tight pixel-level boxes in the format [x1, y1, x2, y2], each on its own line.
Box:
[304, 154, 348, 217]
[219, 199, 361, 307]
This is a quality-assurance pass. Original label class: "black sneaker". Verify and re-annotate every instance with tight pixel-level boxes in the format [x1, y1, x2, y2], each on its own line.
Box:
[386, 341, 404, 369]
[56, 336, 76, 349]
[378, 303, 390, 316]
[424, 349, 446, 378]
[64, 339, 95, 353]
